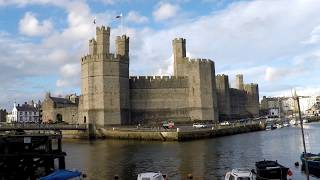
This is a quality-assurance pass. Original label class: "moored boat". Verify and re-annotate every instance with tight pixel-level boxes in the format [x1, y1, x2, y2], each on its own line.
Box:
[265, 122, 276, 130]
[300, 152, 320, 177]
[39, 169, 85, 180]
[255, 160, 291, 180]
[289, 119, 298, 126]
[283, 122, 290, 127]
[225, 168, 255, 180]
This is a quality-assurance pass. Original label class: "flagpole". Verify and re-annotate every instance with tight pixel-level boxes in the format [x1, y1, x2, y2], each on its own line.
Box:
[121, 13, 123, 35]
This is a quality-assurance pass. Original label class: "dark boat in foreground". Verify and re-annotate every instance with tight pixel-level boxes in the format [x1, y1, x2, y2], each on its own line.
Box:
[255, 160, 291, 180]
[301, 152, 320, 177]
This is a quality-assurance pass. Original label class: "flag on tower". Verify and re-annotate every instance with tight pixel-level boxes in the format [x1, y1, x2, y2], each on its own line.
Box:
[115, 13, 122, 19]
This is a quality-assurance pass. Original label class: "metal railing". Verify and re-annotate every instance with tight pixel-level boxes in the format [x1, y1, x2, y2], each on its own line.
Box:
[0, 123, 87, 131]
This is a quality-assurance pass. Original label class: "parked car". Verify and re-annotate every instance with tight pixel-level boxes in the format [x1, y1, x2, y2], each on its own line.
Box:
[220, 121, 230, 126]
[162, 121, 174, 129]
[192, 123, 208, 128]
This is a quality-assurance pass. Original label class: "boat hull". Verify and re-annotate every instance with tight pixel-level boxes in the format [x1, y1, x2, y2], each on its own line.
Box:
[300, 153, 320, 177]
[255, 160, 289, 180]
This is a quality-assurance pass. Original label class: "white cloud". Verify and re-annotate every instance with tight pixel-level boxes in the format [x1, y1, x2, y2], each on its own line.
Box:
[19, 12, 53, 36]
[153, 2, 179, 21]
[126, 11, 148, 24]
[264, 67, 304, 82]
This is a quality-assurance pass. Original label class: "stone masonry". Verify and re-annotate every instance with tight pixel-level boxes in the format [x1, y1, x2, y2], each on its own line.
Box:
[42, 26, 260, 126]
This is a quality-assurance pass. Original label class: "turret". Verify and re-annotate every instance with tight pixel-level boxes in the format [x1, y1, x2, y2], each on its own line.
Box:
[96, 26, 110, 55]
[172, 38, 186, 76]
[172, 38, 186, 60]
[236, 74, 244, 90]
[89, 39, 97, 55]
[116, 35, 129, 58]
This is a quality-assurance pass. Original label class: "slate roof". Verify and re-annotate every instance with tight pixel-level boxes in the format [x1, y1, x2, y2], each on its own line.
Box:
[16, 104, 38, 112]
[50, 97, 75, 105]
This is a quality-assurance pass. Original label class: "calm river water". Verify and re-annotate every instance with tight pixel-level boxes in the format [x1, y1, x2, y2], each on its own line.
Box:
[63, 122, 320, 179]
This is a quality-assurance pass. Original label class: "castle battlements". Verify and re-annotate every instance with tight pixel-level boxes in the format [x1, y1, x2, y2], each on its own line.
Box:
[216, 74, 228, 77]
[116, 35, 129, 41]
[129, 75, 188, 89]
[81, 53, 127, 64]
[186, 58, 213, 64]
[172, 37, 186, 43]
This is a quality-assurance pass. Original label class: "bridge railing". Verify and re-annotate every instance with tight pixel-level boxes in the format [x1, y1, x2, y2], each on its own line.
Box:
[0, 123, 87, 131]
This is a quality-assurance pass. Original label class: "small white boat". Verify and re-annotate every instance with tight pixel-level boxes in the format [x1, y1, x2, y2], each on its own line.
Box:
[283, 122, 290, 127]
[290, 119, 298, 126]
[137, 172, 166, 180]
[276, 123, 283, 129]
[225, 168, 255, 180]
[303, 119, 308, 124]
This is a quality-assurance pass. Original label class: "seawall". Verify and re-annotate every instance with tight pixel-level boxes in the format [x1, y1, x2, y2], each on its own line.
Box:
[100, 124, 265, 141]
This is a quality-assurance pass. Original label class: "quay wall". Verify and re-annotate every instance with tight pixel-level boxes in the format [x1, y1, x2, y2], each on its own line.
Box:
[100, 124, 264, 141]
[61, 130, 89, 139]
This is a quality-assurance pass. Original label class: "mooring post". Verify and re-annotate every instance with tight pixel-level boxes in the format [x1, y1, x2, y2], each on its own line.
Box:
[58, 157, 65, 169]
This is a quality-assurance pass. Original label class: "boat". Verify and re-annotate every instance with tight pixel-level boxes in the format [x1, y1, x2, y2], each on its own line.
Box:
[137, 172, 167, 180]
[289, 119, 298, 126]
[39, 169, 84, 180]
[255, 160, 291, 180]
[303, 119, 308, 124]
[276, 123, 283, 129]
[265, 122, 276, 130]
[283, 122, 290, 127]
[225, 168, 255, 180]
[300, 153, 320, 177]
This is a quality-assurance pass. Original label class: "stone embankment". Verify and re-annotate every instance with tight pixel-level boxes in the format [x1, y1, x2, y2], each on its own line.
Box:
[98, 122, 265, 141]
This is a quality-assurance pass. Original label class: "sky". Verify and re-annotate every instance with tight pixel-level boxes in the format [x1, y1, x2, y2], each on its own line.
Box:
[0, 0, 320, 110]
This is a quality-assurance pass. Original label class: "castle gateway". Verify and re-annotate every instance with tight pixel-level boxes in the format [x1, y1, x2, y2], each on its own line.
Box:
[42, 26, 259, 127]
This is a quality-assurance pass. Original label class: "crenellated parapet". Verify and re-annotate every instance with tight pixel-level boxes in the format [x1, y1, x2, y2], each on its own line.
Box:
[129, 76, 189, 89]
[81, 53, 128, 64]
[186, 58, 214, 64]
[244, 83, 259, 95]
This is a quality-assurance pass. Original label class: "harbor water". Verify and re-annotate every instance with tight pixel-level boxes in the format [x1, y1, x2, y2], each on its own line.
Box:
[63, 122, 320, 179]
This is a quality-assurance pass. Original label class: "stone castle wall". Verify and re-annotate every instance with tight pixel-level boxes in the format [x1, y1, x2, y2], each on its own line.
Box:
[129, 76, 190, 123]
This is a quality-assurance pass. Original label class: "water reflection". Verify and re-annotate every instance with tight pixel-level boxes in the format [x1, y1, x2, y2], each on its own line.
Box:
[63, 122, 320, 179]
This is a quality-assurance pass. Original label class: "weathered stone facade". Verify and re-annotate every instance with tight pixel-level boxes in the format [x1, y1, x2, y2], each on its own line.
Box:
[42, 93, 79, 124]
[42, 25, 259, 126]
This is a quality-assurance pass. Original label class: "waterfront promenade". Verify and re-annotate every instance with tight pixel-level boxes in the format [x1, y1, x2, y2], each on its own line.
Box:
[99, 120, 265, 141]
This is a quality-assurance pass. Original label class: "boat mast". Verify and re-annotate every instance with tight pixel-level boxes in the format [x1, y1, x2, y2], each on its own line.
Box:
[295, 92, 309, 179]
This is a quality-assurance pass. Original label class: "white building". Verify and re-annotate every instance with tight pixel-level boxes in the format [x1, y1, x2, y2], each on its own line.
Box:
[8, 102, 40, 123]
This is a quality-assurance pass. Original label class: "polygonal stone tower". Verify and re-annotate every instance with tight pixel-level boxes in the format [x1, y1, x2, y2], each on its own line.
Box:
[236, 74, 244, 90]
[80, 26, 130, 128]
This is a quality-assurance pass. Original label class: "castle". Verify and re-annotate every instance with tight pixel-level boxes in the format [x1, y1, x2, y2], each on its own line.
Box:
[42, 26, 259, 127]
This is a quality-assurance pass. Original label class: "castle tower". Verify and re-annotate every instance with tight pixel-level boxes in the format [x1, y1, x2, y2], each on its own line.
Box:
[89, 39, 97, 55]
[116, 35, 129, 57]
[236, 74, 244, 90]
[216, 74, 231, 120]
[80, 26, 130, 128]
[172, 38, 186, 76]
[96, 26, 110, 55]
[244, 83, 259, 117]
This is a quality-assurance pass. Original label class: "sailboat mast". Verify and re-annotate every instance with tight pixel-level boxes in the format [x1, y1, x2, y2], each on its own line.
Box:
[296, 95, 309, 179]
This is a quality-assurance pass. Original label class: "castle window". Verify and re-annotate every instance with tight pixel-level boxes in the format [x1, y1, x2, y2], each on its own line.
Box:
[192, 88, 195, 96]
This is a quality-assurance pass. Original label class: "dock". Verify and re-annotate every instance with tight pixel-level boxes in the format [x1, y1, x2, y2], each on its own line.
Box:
[0, 132, 66, 180]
